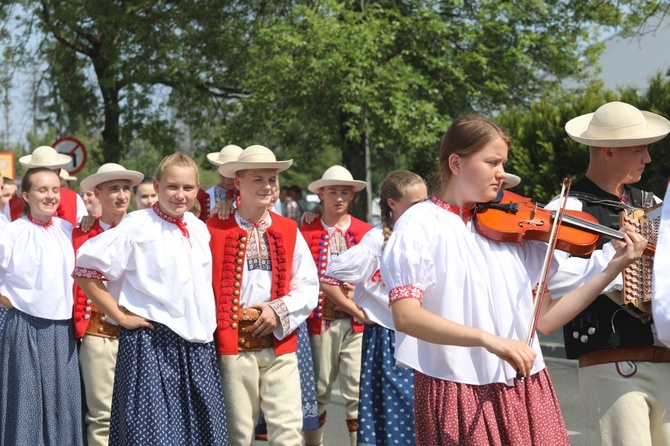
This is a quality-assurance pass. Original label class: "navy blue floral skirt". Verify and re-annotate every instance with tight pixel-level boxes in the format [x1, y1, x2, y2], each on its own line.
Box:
[357, 323, 415, 446]
[0, 309, 83, 446]
[110, 323, 227, 445]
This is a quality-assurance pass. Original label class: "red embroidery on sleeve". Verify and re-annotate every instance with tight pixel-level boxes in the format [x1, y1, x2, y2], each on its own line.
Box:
[72, 267, 106, 281]
[388, 285, 423, 305]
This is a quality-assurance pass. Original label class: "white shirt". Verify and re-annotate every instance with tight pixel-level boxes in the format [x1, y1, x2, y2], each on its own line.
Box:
[0, 216, 74, 319]
[206, 185, 233, 214]
[75, 207, 216, 343]
[381, 198, 552, 386]
[0, 213, 8, 229]
[235, 212, 319, 339]
[653, 186, 670, 347]
[324, 226, 394, 330]
[545, 196, 619, 298]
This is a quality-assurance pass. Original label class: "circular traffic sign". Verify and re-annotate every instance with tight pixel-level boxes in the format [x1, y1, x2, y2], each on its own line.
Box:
[53, 137, 88, 174]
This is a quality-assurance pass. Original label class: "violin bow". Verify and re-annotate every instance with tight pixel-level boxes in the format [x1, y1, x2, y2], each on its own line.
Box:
[518, 178, 572, 379]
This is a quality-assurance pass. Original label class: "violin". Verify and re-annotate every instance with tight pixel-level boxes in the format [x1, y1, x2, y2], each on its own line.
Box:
[474, 190, 656, 257]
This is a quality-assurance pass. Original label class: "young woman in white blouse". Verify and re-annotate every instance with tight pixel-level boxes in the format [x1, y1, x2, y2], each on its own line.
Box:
[0, 167, 83, 445]
[380, 114, 648, 446]
[74, 153, 227, 445]
[321, 170, 427, 445]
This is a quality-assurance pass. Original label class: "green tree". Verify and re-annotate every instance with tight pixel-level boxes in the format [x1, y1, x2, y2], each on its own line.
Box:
[500, 75, 670, 204]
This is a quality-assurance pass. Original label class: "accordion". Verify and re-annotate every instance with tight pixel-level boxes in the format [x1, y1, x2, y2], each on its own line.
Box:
[608, 203, 662, 319]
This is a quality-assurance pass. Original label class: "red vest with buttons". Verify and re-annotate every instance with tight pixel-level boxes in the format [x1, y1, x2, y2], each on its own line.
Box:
[9, 187, 79, 227]
[72, 218, 106, 338]
[208, 212, 298, 355]
[300, 216, 373, 335]
[196, 187, 210, 222]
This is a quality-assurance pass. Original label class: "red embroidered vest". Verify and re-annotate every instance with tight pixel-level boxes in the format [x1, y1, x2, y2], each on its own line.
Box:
[196, 188, 210, 222]
[72, 219, 106, 338]
[300, 216, 373, 335]
[208, 212, 298, 355]
[9, 187, 79, 226]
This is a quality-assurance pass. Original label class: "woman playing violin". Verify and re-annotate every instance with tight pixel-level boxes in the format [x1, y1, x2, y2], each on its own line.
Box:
[380, 114, 648, 446]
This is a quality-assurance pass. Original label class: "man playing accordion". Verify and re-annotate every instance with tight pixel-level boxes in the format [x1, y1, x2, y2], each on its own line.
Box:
[546, 101, 670, 446]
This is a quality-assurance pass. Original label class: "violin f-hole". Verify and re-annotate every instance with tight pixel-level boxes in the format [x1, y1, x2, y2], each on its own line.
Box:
[518, 218, 545, 228]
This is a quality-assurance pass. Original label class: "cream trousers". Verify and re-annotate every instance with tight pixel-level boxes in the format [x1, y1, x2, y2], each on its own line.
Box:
[218, 349, 303, 446]
[79, 334, 118, 446]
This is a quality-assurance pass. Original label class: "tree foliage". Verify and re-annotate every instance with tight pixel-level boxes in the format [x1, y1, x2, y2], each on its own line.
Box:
[500, 75, 670, 204]
[0, 0, 667, 216]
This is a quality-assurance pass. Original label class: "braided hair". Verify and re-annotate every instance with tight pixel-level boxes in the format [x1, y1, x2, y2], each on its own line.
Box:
[379, 170, 425, 250]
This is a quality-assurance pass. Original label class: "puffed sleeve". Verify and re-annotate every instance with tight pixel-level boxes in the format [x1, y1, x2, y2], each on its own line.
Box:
[653, 186, 670, 347]
[381, 217, 436, 305]
[74, 228, 135, 281]
[324, 228, 381, 285]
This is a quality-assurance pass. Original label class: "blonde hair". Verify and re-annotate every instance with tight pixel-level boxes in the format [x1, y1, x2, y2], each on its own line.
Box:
[154, 153, 200, 184]
[379, 170, 425, 249]
[438, 114, 511, 190]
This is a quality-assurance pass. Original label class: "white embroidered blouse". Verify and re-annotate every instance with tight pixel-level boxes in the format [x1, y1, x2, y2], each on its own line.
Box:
[74, 206, 216, 343]
[0, 216, 74, 320]
[323, 226, 395, 330]
[381, 197, 555, 386]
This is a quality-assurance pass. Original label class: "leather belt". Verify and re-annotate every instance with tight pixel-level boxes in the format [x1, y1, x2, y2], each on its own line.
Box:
[578, 346, 670, 367]
[237, 307, 273, 352]
[322, 298, 349, 321]
[84, 305, 120, 339]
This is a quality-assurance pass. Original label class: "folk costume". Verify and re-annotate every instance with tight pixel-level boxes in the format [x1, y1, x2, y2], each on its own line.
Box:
[381, 197, 570, 446]
[73, 218, 120, 446]
[300, 165, 372, 446]
[209, 210, 318, 445]
[549, 102, 670, 446]
[74, 205, 227, 446]
[72, 163, 143, 446]
[0, 216, 84, 446]
[323, 225, 415, 446]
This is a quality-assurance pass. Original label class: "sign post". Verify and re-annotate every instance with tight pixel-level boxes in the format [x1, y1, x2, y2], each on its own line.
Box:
[53, 137, 87, 174]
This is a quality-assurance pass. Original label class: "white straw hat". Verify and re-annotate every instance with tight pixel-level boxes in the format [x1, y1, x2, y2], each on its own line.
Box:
[218, 145, 292, 178]
[19, 146, 71, 168]
[206, 144, 244, 167]
[80, 163, 144, 191]
[308, 165, 367, 193]
[59, 169, 78, 182]
[565, 101, 670, 148]
[503, 173, 520, 189]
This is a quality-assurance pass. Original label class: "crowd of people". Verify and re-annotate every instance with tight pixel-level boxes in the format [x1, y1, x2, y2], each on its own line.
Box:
[0, 100, 669, 446]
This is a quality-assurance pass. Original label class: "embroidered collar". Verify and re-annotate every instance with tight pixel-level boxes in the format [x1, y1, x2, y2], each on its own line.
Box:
[237, 212, 271, 233]
[28, 214, 53, 228]
[152, 203, 189, 239]
[430, 196, 474, 222]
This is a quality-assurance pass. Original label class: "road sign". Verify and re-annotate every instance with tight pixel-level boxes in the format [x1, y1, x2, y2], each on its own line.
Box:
[53, 137, 87, 174]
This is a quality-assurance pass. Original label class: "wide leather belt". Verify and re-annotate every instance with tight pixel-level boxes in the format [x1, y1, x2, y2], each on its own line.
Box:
[578, 346, 670, 367]
[84, 305, 120, 339]
[322, 298, 349, 321]
[237, 307, 273, 352]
